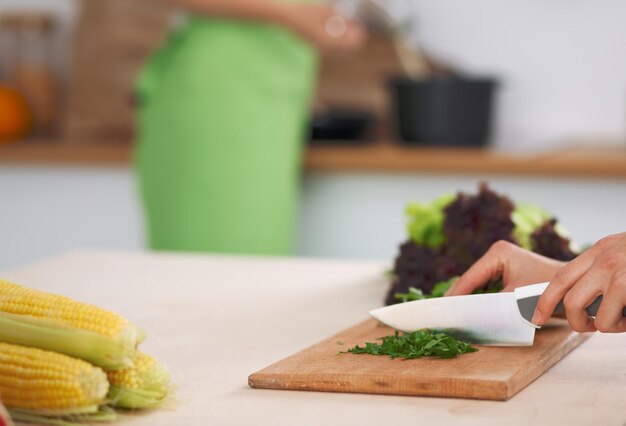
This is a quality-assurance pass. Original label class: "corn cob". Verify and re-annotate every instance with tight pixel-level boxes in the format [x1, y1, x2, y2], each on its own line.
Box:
[106, 352, 173, 409]
[0, 279, 143, 369]
[0, 342, 109, 415]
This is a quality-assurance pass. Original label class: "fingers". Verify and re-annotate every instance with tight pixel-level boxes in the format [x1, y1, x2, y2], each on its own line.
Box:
[315, 25, 364, 52]
[532, 236, 624, 326]
[446, 241, 510, 296]
[344, 21, 367, 47]
[560, 265, 610, 332]
[282, 4, 367, 52]
[327, 23, 367, 51]
[532, 249, 595, 325]
[594, 273, 626, 333]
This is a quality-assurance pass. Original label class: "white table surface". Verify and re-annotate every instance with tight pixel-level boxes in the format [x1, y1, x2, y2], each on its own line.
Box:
[3, 251, 626, 426]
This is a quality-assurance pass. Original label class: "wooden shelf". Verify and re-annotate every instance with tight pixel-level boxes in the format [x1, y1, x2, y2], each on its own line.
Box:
[305, 143, 626, 178]
[0, 140, 131, 167]
[1, 140, 626, 178]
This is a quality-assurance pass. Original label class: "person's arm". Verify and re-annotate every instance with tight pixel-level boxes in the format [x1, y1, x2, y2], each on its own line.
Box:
[160, 0, 367, 52]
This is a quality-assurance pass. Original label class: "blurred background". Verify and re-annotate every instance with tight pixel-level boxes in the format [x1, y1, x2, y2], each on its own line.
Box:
[0, 0, 625, 271]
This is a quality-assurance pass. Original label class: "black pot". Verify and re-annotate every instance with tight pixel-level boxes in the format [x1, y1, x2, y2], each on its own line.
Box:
[390, 76, 497, 147]
[309, 109, 376, 145]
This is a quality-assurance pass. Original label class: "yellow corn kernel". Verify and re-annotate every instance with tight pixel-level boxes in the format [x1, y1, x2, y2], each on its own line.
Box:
[0, 279, 143, 369]
[0, 342, 108, 414]
[107, 351, 156, 389]
[0, 279, 126, 337]
[107, 352, 172, 409]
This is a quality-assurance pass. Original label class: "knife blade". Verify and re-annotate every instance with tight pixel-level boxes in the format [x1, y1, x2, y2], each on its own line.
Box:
[370, 282, 589, 346]
[371, 282, 626, 346]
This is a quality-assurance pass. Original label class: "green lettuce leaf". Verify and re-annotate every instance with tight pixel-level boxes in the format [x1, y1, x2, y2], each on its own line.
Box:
[511, 203, 552, 250]
[406, 193, 455, 248]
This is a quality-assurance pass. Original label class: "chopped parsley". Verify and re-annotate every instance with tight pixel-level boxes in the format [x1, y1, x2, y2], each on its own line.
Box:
[343, 329, 478, 359]
[394, 277, 502, 303]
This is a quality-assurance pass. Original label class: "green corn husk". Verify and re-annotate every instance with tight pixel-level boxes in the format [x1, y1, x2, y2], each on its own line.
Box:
[107, 387, 167, 410]
[8, 407, 116, 426]
[106, 352, 174, 409]
[0, 312, 140, 370]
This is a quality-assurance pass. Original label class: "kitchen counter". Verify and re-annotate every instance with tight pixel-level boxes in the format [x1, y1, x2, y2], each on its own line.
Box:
[4, 251, 626, 425]
[1, 140, 626, 178]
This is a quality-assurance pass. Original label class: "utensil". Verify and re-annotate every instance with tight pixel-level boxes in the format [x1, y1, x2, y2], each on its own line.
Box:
[340, 0, 431, 79]
[309, 109, 375, 144]
[390, 76, 496, 146]
[370, 282, 626, 346]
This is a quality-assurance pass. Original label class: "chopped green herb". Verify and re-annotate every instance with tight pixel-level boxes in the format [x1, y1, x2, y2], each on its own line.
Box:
[393, 277, 457, 302]
[343, 330, 478, 360]
[394, 287, 427, 302]
[394, 277, 503, 303]
[429, 277, 457, 298]
[474, 284, 503, 294]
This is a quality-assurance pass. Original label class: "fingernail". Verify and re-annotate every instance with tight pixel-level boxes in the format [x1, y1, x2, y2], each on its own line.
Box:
[531, 311, 543, 326]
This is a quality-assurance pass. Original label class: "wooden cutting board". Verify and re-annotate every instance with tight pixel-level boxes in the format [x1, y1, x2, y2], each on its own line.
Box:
[249, 318, 588, 401]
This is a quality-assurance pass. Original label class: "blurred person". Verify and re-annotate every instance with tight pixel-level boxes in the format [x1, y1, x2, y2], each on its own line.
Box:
[136, 0, 366, 254]
[446, 233, 626, 333]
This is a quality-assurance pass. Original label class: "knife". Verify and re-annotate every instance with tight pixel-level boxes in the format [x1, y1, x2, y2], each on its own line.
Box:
[369, 282, 623, 346]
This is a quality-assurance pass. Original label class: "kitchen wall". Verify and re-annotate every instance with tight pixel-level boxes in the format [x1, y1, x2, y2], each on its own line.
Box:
[407, 0, 626, 149]
[1, 166, 625, 271]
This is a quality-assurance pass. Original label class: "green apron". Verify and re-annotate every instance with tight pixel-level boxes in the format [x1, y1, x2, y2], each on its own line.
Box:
[135, 14, 316, 255]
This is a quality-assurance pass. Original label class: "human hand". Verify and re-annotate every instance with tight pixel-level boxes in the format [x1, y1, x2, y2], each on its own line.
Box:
[446, 240, 566, 296]
[533, 233, 626, 332]
[278, 3, 367, 52]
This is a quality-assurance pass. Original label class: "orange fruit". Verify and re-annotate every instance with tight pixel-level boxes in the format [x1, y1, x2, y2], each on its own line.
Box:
[0, 85, 33, 143]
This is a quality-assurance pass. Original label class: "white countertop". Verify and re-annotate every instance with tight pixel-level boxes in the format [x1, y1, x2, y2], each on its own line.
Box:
[4, 251, 626, 426]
